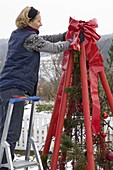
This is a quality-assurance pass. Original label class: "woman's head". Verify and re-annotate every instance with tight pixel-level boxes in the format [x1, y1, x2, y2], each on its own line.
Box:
[15, 6, 42, 30]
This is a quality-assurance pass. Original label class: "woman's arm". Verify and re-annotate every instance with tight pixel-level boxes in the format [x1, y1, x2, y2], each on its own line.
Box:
[24, 34, 72, 54]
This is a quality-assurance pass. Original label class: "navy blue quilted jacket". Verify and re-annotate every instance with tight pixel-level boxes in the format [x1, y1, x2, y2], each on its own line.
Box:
[0, 28, 40, 95]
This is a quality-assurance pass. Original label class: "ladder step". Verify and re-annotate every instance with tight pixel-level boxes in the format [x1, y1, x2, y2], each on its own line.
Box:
[13, 160, 38, 169]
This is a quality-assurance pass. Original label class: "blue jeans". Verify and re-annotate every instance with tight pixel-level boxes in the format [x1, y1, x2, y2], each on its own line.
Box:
[0, 88, 26, 170]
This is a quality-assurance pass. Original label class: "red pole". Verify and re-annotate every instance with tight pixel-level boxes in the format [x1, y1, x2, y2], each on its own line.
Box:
[42, 112, 55, 155]
[42, 52, 72, 156]
[99, 71, 113, 113]
[50, 53, 73, 170]
[42, 78, 63, 155]
[80, 42, 95, 170]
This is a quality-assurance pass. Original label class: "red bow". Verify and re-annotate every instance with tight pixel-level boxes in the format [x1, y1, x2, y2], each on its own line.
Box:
[66, 17, 104, 134]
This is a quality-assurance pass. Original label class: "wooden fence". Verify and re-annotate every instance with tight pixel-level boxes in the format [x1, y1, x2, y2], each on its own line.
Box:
[15, 109, 52, 151]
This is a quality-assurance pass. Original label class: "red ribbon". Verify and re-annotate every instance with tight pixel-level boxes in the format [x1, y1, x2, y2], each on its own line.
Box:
[66, 17, 104, 134]
[52, 17, 103, 136]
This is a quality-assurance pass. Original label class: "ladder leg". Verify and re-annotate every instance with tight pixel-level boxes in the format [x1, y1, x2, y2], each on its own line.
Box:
[0, 141, 13, 170]
[25, 101, 36, 161]
[24, 100, 44, 170]
[5, 141, 14, 170]
[1, 103, 14, 142]
[30, 137, 43, 170]
[25, 100, 43, 170]
[0, 102, 14, 168]
[0, 144, 4, 166]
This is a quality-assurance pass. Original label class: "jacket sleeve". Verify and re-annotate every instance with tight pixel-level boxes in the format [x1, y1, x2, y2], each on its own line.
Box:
[24, 34, 72, 54]
[41, 32, 66, 42]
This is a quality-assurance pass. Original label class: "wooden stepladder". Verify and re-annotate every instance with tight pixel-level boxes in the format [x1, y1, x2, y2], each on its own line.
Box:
[0, 96, 44, 170]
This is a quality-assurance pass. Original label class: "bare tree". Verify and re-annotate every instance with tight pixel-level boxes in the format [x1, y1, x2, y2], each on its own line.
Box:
[38, 52, 63, 100]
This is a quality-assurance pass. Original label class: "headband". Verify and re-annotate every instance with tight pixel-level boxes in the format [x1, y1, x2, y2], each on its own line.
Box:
[28, 7, 38, 21]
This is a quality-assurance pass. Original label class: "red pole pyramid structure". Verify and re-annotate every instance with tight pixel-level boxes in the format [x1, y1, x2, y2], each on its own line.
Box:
[42, 18, 113, 170]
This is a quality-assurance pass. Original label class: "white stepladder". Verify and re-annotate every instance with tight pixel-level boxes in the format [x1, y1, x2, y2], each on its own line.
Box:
[0, 96, 44, 170]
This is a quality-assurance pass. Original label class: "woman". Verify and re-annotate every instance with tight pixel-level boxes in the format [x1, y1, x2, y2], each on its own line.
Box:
[0, 6, 72, 169]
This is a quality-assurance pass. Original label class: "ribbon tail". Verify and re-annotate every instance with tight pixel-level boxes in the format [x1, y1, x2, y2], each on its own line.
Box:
[92, 103, 100, 134]
[89, 67, 100, 134]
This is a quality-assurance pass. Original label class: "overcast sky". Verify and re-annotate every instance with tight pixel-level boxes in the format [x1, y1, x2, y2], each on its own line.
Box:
[0, 0, 113, 39]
